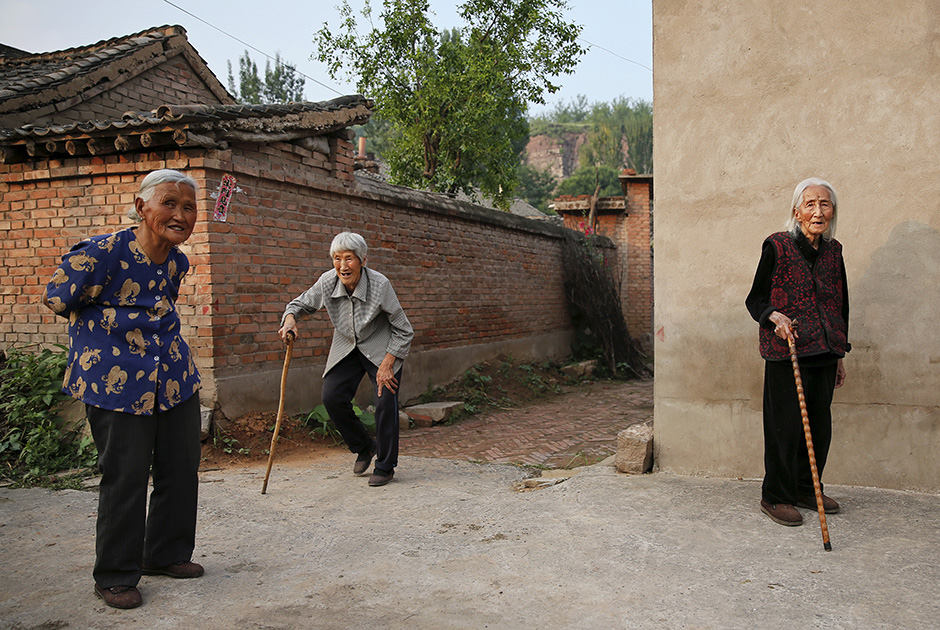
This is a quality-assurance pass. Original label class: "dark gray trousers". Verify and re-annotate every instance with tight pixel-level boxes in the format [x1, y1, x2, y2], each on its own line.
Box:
[86, 393, 201, 587]
[322, 349, 401, 474]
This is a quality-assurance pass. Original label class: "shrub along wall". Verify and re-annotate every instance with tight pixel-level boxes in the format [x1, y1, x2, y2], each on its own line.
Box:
[1, 134, 588, 422]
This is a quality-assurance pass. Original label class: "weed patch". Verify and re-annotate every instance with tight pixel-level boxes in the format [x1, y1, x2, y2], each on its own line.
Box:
[416, 356, 572, 423]
[0, 345, 97, 487]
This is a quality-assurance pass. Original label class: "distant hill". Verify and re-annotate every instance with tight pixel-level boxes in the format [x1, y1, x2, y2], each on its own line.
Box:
[524, 130, 588, 180]
[523, 123, 631, 181]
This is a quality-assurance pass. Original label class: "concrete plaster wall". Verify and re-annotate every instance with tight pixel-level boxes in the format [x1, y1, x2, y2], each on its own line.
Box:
[652, 0, 940, 491]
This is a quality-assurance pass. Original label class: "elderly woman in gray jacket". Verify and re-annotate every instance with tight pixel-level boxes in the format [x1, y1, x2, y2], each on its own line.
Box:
[279, 232, 413, 486]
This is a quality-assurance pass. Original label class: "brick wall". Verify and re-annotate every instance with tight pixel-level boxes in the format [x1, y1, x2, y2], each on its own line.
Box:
[53, 57, 227, 126]
[0, 155, 174, 348]
[553, 180, 653, 351]
[2, 134, 576, 421]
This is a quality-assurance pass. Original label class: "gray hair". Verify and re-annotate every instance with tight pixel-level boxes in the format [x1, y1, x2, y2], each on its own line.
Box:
[785, 177, 838, 241]
[127, 169, 199, 222]
[329, 232, 368, 263]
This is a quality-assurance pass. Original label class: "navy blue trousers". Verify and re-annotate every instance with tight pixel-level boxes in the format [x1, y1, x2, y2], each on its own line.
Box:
[762, 360, 836, 505]
[322, 349, 401, 474]
[86, 393, 201, 588]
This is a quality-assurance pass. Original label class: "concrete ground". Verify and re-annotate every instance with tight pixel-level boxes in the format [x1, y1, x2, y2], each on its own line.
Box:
[1, 380, 938, 629]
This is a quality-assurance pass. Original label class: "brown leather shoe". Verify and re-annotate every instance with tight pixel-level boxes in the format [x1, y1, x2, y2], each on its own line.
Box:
[94, 584, 142, 609]
[141, 561, 204, 579]
[760, 499, 803, 526]
[354, 440, 377, 476]
[368, 469, 394, 487]
[796, 494, 840, 514]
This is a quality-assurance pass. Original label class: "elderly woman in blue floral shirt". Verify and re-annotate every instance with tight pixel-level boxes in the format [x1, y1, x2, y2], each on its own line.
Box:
[43, 169, 204, 609]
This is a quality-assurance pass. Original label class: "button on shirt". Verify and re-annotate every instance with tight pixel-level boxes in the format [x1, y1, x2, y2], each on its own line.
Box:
[282, 267, 413, 376]
[45, 228, 200, 415]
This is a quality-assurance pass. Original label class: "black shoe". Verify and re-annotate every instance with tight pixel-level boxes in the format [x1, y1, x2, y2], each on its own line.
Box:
[368, 469, 394, 487]
[94, 584, 142, 609]
[354, 440, 377, 476]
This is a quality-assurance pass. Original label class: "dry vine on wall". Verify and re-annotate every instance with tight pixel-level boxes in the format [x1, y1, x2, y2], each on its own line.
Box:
[560, 231, 650, 378]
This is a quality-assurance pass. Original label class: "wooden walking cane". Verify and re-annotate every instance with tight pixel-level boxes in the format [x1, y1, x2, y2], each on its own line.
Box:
[262, 332, 294, 494]
[787, 334, 832, 551]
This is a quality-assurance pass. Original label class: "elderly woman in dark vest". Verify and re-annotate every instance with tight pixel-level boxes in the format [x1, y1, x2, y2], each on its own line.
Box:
[746, 177, 850, 527]
[43, 169, 204, 609]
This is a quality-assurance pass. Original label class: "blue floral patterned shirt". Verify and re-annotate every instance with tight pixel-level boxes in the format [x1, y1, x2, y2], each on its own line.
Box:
[45, 228, 200, 415]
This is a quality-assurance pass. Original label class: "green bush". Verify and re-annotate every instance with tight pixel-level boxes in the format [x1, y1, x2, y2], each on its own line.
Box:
[0, 345, 97, 484]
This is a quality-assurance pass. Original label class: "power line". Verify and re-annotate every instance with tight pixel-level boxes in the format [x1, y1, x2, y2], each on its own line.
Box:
[161, 0, 344, 97]
[578, 37, 652, 73]
[161, 2, 650, 97]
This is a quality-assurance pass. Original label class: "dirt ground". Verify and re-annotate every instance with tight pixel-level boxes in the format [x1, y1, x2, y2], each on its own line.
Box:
[201, 412, 344, 469]
[201, 356, 579, 469]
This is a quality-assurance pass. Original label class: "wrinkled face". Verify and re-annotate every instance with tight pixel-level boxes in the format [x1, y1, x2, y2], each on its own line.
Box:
[137, 182, 197, 247]
[333, 250, 363, 291]
[794, 185, 833, 243]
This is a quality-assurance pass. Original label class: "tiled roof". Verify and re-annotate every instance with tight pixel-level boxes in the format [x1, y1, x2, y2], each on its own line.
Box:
[3, 97, 373, 138]
[0, 95, 374, 163]
[0, 25, 231, 120]
[0, 24, 374, 164]
[0, 44, 30, 60]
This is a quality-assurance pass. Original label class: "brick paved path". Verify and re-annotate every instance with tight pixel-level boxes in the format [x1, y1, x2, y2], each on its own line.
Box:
[400, 378, 652, 469]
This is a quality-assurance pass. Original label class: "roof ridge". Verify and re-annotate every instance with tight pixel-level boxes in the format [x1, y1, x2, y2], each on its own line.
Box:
[1, 25, 184, 62]
[0, 96, 374, 161]
[0, 25, 205, 117]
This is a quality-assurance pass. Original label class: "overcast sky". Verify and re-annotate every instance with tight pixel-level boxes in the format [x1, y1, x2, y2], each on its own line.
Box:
[0, 0, 652, 115]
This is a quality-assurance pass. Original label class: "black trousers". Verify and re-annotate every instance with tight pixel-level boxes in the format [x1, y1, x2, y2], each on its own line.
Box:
[762, 360, 837, 505]
[322, 349, 401, 474]
[86, 393, 201, 588]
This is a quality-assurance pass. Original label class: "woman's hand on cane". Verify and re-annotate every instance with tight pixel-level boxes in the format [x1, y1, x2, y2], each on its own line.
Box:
[769, 311, 798, 341]
[279, 314, 298, 344]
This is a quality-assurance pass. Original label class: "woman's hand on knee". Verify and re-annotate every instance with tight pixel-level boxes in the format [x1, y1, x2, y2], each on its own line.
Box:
[377, 354, 398, 396]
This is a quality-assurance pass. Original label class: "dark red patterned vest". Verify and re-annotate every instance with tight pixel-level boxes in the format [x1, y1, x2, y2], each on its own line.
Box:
[759, 232, 848, 360]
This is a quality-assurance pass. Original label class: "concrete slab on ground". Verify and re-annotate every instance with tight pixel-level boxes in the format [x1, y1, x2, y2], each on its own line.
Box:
[1, 454, 938, 629]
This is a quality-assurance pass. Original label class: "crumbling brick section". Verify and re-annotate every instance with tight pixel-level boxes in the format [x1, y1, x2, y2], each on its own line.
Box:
[552, 177, 653, 350]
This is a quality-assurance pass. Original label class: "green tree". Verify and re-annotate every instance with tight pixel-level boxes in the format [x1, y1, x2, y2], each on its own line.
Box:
[354, 114, 396, 159]
[227, 52, 263, 104]
[547, 94, 591, 123]
[517, 164, 557, 214]
[617, 97, 652, 174]
[555, 164, 623, 198]
[316, 0, 584, 209]
[579, 113, 622, 170]
[227, 51, 305, 104]
[263, 53, 306, 103]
